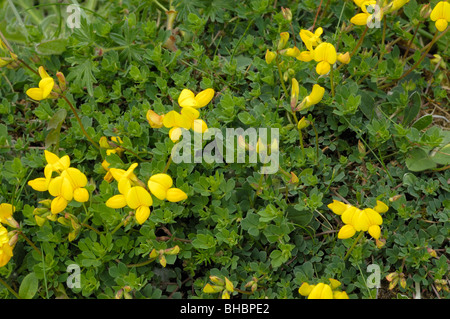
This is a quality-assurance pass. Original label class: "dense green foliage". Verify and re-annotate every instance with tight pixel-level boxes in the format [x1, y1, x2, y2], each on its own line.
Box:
[0, 0, 448, 299]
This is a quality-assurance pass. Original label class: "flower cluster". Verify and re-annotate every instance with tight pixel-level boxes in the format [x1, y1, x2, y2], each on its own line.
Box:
[298, 278, 349, 299]
[328, 199, 389, 240]
[203, 275, 235, 299]
[0, 204, 19, 268]
[105, 163, 187, 225]
[146, 88, 214, 142]
[100, 136, 125, 182]
[28, 151, 89, 215]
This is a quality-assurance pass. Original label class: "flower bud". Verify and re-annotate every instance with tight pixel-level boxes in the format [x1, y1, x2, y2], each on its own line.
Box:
[420, 4, 431, 19]
[281, 7, 292, 21]
[277, 32, 289, 50]
[56, 72, 67, 91]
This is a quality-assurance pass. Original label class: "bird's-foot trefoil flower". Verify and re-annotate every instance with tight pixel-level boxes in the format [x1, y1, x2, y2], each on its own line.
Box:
[296, 84, 325, 111]
[299, 278, 349, 299]
[430, 1, 450, 32]
[313, 42, 337, 75]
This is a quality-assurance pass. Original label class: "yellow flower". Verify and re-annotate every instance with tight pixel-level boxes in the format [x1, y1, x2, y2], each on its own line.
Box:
[0, 203, 19, 229]
[388, 0, 410, 13]
[373, 200, 389, 213]
[126, 186, 153, 225]
[327, 199, 351, 215]
[430, 1, 450, 32]
[146, 109, 165, 128]
[337, 52, 351, 64]
[166, 188, 188, 202]
[284, 47, 301, 58]
[350, 1, 383, 26]
[178, 88, 215, 109]
[148, 173, 173, 200]
[61, 168, 89, 203]
[308, 283, 334, 299]
[26, 66, 55, 101]
[300, 27, 323, 51]
[0, 225, 13, 267]
[295, 49, 313, 62]
[265, 49, 277, 64]
[106, 178, 153, 225]
[109, 163, 139, 185]
[299, 279, 349, 299]
[278, 32, 290, 50]
[330, 201, 384, 240]
[48, 176, 74, 214]
[297, 84, 325, 111]
[43, 150, 70, 180]
[313, 42, 337, 75]
[297, 116, 311, 130]
[291, 78, 299, 109]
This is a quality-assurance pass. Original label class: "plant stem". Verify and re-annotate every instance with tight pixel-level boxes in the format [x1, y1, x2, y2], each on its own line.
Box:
[344, 231, 364, 261]
[59, 94, 100, 150]
[163, 155, 172, 173]
[19, 231, 41, 256]
[111, 220, 125, 235]
[0, 277, 20, 299]
[275, 54, 289, 99]
[329, 64, 335, 98]
[350, 25, 368, 58]
[396, 31, 440, 82]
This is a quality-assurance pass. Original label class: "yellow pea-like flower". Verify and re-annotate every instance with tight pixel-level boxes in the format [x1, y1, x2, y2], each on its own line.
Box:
[298, 84, 325, 111]
[28, 177, 51, 192]
[313, 42, 337, 75]
[146, 109, 165, 128]
[105, 194, 127, 209]
[308, 283, 334, 299]
[277, 32, 290, 50]
[265, 49, 277, 64]
[298, 282, 314, 296]
[126, 186, 153, 210]
[430, 1, 450, 32]
[191, 119, 208, 134]
[135, 206, 151, 225]
[373, 200, 389, 213]
[337, 52, 351, 64]
[26, 76, 55, 101]
[299, 27, 323, 51]
[368, 224, 381, 239]
[178, 88, 215, 109]
[327, 199, 350, 215]
[337, 224, 357, 239]
[166, 188, 188, 202]
[148, 174, 173, 200]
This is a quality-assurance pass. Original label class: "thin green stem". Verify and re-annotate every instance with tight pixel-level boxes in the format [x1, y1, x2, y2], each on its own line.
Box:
[111, 220, 125, 235]
[59, 94, 100, 150]
[329, 64, 335, 98]
[396, 31, 440, 82]
[0, 277, 20, 299]
[275, 54, 289, 99]
[19, 231, 41, 256]
[344, 231, 364, 261]
[163, 155, 172, 174]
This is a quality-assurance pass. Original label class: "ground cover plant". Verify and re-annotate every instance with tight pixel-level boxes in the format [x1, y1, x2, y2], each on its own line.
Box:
[0, 0, 449, 300]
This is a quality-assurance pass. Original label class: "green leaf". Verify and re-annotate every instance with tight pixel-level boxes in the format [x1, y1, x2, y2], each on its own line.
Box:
[402, 91, 421, 126]
[35, 38, 68, 55]
[286, 206, 313, 226]
[412, 115, 432, 131]
[19, 273, 39, 299]
[405, 148, 437, 171]
[66, 57, 99, 97]
[237, 112, 255, 125]
[431, 143, 450, 165]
